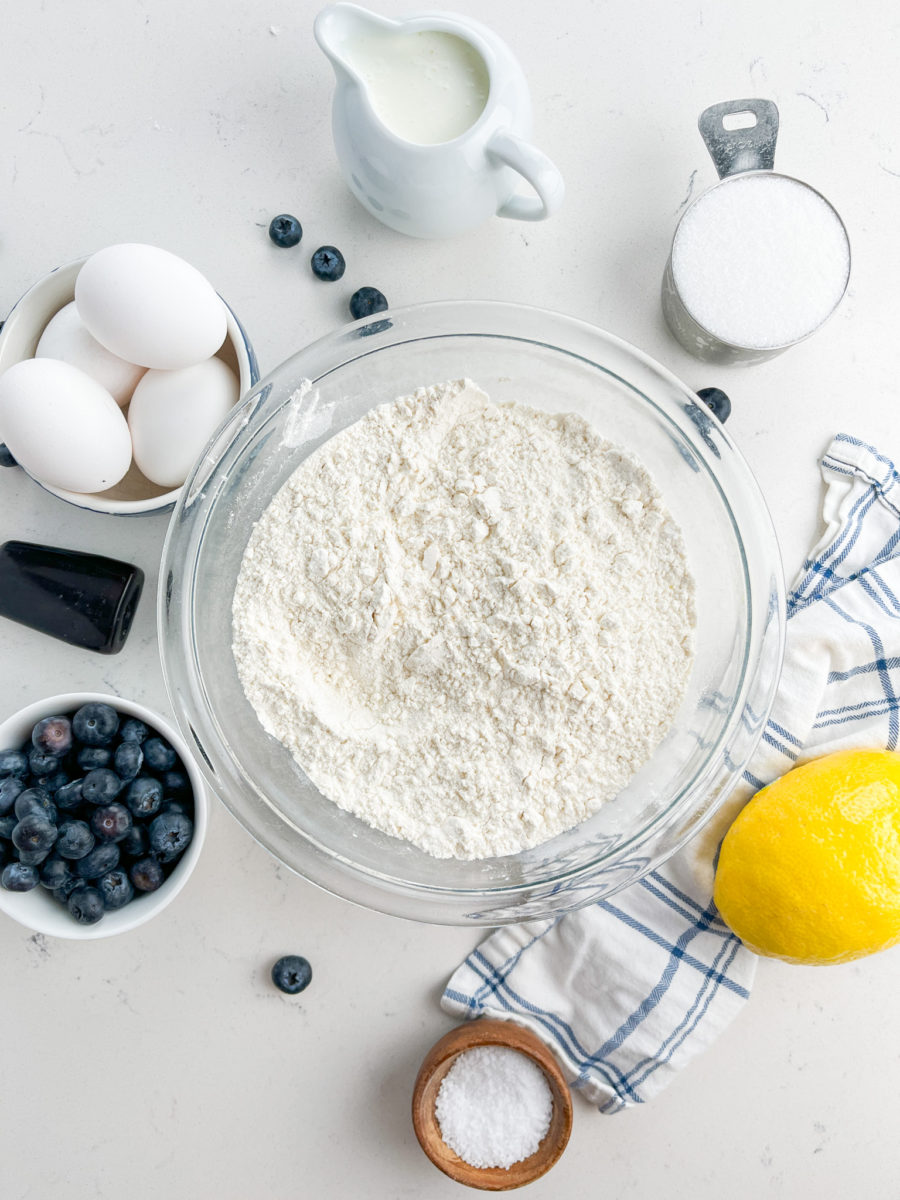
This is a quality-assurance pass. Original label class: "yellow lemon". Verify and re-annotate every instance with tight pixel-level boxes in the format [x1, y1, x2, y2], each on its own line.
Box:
[713, 749, 900, 964]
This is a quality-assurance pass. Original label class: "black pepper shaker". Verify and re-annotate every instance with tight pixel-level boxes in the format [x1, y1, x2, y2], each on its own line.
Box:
[0, 541, 144, 654]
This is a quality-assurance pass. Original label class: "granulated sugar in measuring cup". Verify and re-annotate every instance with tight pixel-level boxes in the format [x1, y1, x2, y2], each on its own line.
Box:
[662, 99, 850, 364]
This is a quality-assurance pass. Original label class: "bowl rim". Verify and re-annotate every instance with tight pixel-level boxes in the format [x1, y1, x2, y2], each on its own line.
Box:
[159, 298, 786, 924]
[0, 691, 208, 940]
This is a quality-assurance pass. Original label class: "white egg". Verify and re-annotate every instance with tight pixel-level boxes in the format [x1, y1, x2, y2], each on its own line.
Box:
[35, 302, 146, 407]
[128, 357, 239, 488]
[0, 359, 132, 493]
[74, 243, 228, 370]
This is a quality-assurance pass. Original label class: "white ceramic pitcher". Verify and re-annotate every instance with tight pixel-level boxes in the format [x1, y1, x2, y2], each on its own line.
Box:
[314, 3, 565, 238]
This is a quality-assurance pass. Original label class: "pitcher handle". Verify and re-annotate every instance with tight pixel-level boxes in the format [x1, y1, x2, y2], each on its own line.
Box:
[488, 131, 565, 222]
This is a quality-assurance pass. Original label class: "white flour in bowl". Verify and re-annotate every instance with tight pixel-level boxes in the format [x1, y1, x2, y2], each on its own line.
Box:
[232, 379, 695, 859]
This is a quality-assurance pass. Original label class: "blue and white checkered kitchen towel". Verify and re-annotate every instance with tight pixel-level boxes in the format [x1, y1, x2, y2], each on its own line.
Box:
[442, 434, 900, 1112]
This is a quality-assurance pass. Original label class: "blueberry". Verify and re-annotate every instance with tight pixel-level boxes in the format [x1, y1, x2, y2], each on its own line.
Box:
[349, 287, 388, 321]
[148, 812, 193, 862]
[32, 716, 73, 757]
[12, 815, 58, 855]
[697, 387, 732, 424]
[91, 803, 133, 843]
[40, 856, 73, 890]
[55, 875, 85, 902]
[0, 775, 26, 815]
[271, 955, 312, 995]
[56, 820, 95, 861]
[72, 702, 119, 747]
[130, 856, 164, 893]
[0, 749, 28, 778]
[74, 841, 120, 881]
[55, 778, 85, 812]
[119, 718, 149, 745]
[125, 776, 163, 818]
[161, 799, 188, 816]
[77, 746, 111, 771]
[268, 213, 303, 248]
[1, 862, 39, 892]
[119, 823, 149, 860]
[28, 747, 60, 776]
[310, 245, 346, 281]
[114, 741, 143, 781]
[97, 869, 134, 910]
[14, 787, 57, 823]
[0, 815, 16, 840]
[0, 840, 7, 868]
[161, 770, 190, 799]
[142, 737, 177, 772]
[0, 444, 17, 468]
[67, 886, 105, 924]
[17, 847, 51, 867]
[82, 769, 123, 804]
[42, 770, 71, 794]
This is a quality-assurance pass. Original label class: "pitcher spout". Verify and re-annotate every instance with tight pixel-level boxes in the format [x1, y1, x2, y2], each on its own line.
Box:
[314, 3, 396, 80]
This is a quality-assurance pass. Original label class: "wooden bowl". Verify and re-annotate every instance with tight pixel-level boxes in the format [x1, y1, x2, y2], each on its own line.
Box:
[411, 1019, 573, 1191]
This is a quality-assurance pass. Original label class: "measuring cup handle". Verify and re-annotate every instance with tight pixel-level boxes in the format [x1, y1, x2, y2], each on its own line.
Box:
[488, 131, 565, 222]
[698, 98, 779, 178]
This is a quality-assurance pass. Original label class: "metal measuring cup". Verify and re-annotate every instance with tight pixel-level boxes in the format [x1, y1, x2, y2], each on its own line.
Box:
[661, 98, 851, 365]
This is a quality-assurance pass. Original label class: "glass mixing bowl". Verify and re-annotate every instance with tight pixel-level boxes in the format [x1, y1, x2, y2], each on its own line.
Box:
[159, 301, 784, 925]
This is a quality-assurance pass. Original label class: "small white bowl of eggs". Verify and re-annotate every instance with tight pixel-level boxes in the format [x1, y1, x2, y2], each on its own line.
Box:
[0, 245, 258, 515]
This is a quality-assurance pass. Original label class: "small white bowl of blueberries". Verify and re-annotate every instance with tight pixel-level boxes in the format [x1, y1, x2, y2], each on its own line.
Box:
[0, 693, 206, 938]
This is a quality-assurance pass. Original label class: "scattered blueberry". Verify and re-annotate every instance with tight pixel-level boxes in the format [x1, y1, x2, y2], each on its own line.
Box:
[0, 749, 28, 778]
[97, 869, 134, 910]
[32, 716, 73, 757]
[74, 841, 120, 881]
[142, 738, 177, 772]
[55, 779, 85, 812]
[56, 820, 95, 861]
[310, 245, 346, 281]
[269, 214, 303, 248]
[67, 886, 104, 924]
[271, 955, 312, 995]
[119, 718, 149, 744]
[39, 856, 72, 890]
[119, 823, 149, 860]
[77, 746, 111, 771]
[349, 286, 388, 321]
[125, 776, 163, 818]
[1, 861, 39, 892]
[114, 741, 142, 781]
[12, 815, 58, 855]
[148, 812, 193, 863]
[0, 444, 17, 468]
[0, 775, 26, 815]
[82, 769, 123, 805]
[130, 856, 164, 893]
[91, 803, 133, 843]
[28, 748, 60, 777]
[697, 387, 732, 424]
[72, 702, 119, 747]
[14, 788, 57, 823]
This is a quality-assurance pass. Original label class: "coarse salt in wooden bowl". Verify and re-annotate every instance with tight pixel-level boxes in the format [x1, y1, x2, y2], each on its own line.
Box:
[412, 1019, 573, 1191]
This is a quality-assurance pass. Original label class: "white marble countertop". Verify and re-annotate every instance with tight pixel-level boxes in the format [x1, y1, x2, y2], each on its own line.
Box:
[2, 1, 899, 1195]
